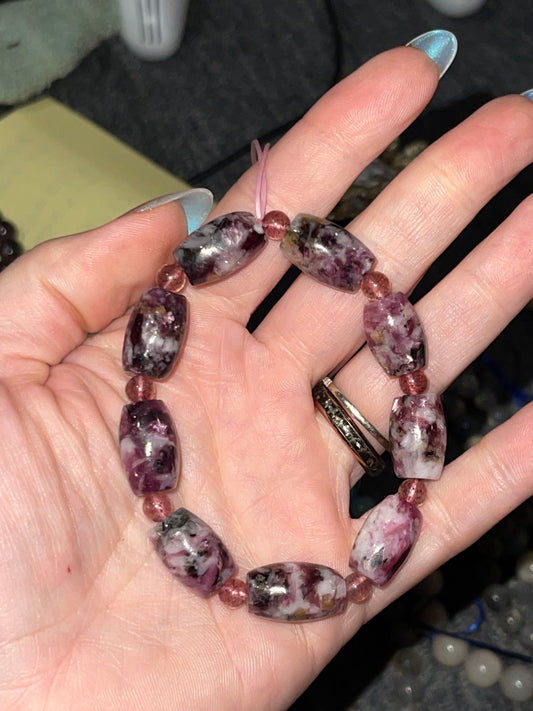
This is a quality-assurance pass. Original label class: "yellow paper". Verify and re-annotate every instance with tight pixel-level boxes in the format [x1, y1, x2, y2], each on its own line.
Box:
[0, 98, 190, 250]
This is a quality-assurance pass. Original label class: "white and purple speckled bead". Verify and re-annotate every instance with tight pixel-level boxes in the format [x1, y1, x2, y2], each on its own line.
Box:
[150, 508, 235, 597]
[281, 214, 375, 292]
[119, 399, 178, 496]
[349, 494, 422, 586]
[363, 292, 426, 376]
[122, 287, 188, 379]
[390, 393, 447, 480]
[247, 562, 347, 621]
[174, 211, 266, 285]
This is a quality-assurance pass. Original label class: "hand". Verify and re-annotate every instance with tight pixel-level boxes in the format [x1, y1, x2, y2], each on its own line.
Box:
[2, 44, 533, 711]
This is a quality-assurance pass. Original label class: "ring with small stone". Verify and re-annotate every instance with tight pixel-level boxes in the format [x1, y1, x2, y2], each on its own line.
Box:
[312, 376, 388, 477]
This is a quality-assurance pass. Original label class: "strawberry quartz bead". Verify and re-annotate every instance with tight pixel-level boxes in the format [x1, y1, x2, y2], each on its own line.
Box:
[398, 478, 427, 507]
[399, 371, 428, 395]
[157, 263, 188, 292]
[126, 375, 157, 402]
[361, 271, 392, 301]
[218, 578, 249, 608]
[345, 573, 374, 603]
[143, 493, 174, 522]
[262, 210, 290, 241]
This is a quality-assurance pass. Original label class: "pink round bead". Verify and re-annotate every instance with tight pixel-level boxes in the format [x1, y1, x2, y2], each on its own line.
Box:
[398, 478, 427, 507]
[345, 573, 374, 604]
[143, 493, 174, 522]
[399, 370, 428, 395]
[262, 210, 290, 241]
[218, 577, 249, 608]
[360, 271, 392, 300]
[156, 263, 188, 292]
[125, 375, 157, 402]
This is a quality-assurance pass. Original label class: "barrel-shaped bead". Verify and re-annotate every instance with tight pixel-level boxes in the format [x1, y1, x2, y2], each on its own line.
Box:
[349, 494, 422, 586]
[150, 508, 235, 597]
[119, 399, 178, 496]
[174, 211, 266, 285]
[363, 292, 425, 376]
[122, 287, 187, 379]
[248, 562, 347, 622]
[390, 393, 447, 480]
[280, 214, 375, 292]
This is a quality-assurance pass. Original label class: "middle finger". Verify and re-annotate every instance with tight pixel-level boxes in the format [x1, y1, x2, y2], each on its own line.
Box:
[256, 94, 533, 378]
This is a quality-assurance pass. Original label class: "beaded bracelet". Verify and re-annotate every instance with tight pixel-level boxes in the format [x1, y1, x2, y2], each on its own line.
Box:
[118, 145, 447, 622]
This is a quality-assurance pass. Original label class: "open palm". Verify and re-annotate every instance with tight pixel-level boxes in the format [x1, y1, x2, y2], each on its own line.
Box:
[2, 47, 533, 711]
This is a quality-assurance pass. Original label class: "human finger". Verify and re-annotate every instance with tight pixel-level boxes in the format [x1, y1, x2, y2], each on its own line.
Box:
[184, 41, 449, 323]
[354, 402, 533, 625]
[323, 193, 533, 488]
[256, 93, 533, 379]
[0, 191, 211, 383]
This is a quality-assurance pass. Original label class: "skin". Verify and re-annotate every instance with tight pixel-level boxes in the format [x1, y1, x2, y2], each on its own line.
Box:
[1, 46, 533, 711]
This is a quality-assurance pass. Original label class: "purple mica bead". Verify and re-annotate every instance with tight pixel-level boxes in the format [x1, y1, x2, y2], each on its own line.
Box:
[363, 292, 426, 376]
[149, 508, 235, 597]
[248, 562, 347, 622]
[349, 494, 422, 586]
[119, 399, 178, 496]
[174, 211, 266, 285]
[390, 393, 447, 480]
[122, 287, 187, 379]
[280, 214, 375, 292]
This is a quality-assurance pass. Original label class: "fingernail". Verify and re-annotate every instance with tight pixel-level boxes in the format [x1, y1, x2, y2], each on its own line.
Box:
[520, 89, 533, 101]
[130, 188, 214, 233]
[406, 29, 458, 79]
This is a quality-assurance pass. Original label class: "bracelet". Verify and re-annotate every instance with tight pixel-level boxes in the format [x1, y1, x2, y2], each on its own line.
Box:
[118, 144, 447, 622]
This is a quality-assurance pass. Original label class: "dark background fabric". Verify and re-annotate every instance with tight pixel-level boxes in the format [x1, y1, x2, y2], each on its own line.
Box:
[7, 0, 533, 708]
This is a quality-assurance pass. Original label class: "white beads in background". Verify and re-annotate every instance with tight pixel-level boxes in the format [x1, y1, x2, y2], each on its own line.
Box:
[431, 634, 469, 666]
[464, 649, 503, 687]
[516, 551, 533, 583]
[499, 663, 533, 702]
[424, 0, 486, 17]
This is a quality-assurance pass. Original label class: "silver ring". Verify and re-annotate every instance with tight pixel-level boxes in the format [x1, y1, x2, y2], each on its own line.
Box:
[323, 377, 390, 452]
[312, 377, 387, 477]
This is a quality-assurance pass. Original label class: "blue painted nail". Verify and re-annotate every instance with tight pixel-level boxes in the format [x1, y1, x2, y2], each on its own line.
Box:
[132, 188, 214, 233]
[520, 89, 533, 102]
[406, 30, 458, 79]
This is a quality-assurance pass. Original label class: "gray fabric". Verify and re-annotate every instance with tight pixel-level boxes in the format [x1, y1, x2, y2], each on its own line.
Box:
[45, 0, 533, 200]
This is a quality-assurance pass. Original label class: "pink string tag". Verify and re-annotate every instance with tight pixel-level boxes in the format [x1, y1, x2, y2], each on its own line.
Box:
[250, 139, 270, 220]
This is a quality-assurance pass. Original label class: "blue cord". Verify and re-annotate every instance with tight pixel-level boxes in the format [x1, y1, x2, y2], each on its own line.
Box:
[422, 598, 533, 664]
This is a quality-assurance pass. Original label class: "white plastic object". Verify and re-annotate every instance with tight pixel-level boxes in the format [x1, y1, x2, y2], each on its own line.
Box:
[119, 0, 190, 61]
[424, 0, 486, 17]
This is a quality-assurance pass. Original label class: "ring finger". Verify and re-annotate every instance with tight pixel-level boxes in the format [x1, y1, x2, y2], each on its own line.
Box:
[327, 192, 533, 488]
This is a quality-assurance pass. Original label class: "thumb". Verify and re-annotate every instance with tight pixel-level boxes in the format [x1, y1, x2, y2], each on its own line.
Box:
[0, 189, 212, 383]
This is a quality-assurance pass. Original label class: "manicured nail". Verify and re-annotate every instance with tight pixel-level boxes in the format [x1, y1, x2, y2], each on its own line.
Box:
[521, 89, 533, 102]
[406, 30, 458, 79]
[131, 188, 214, 233]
